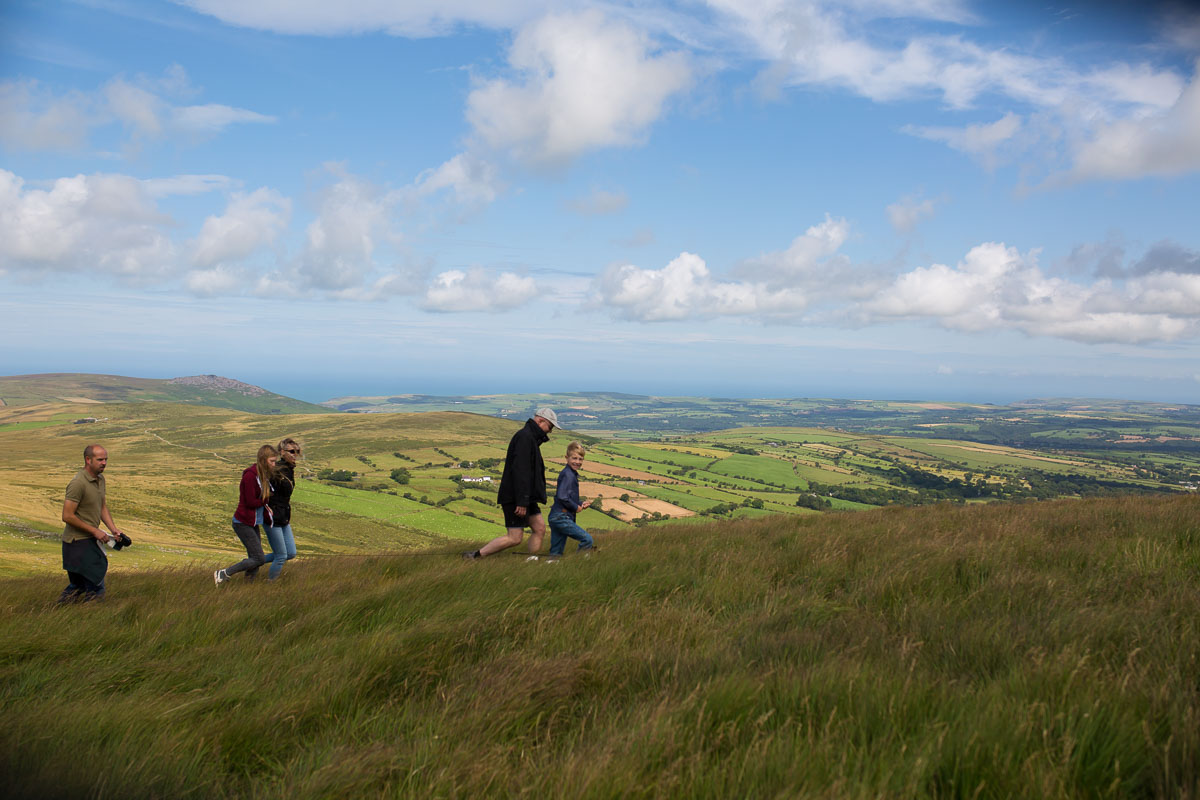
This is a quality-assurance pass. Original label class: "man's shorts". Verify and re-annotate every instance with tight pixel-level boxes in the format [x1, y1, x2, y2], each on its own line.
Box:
[502, 502, 541, 529]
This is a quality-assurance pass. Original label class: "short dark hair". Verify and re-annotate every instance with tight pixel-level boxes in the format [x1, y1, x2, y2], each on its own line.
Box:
[84, 444, 97, 461]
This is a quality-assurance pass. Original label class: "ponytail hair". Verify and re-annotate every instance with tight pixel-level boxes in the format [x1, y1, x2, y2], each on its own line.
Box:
[256, 444, 278, 502]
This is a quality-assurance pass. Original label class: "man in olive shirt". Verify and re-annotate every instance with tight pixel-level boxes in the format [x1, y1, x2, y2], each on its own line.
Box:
[59, 444, 125, 603]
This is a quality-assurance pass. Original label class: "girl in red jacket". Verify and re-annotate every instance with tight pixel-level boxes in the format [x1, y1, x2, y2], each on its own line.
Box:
[214, 444, 277, 584]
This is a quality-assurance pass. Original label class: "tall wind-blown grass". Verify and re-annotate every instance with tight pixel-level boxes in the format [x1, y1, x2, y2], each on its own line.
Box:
[2, 494, 1198, 798]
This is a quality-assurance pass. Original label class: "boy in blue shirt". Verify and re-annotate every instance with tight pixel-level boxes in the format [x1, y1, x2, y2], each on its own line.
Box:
[548, 441, 594, 557]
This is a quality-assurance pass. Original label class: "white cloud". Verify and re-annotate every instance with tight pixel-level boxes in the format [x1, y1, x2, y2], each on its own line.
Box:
[178, 0, 553, 36]
[466, 9, 692, 165]
[410, 152, 501, 207]
[863, 242, 1200, 344]
[902, 112, 1021, 168]
[568, 188, 629, 215]
[595, 251, 808, 322]
[707, 2, 1192, 182]
[0, 169, 176, 280]
[422, 268, 537, 312]
[293, 169, 397, 291]
[170, 103, 276, 134]
[0, 67, 274, 154]
[733, 214, 851, 288]
[0, 80, 93, 150]
[886, 194, 936, 234]
[191, 188, 291, 269]
[186, 264, 246, 296]
[1065, 60, 1200, 181]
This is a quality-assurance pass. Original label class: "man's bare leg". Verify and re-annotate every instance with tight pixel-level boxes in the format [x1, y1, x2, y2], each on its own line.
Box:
[525, 514, 546, 554]
[478, 527, 525, 557]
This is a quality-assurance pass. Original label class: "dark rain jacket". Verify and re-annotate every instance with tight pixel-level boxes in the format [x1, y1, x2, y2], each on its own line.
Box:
[497, 418, 549, 508]
[268, 460, 296, 527]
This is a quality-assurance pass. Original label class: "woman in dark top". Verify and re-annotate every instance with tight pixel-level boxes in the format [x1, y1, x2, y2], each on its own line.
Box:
[214, 444, 276, 584]
[262, 437, 300, 580]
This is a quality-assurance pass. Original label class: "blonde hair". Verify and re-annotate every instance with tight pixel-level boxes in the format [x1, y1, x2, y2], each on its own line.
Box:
[566, 441, 585, 458]
[256, 444, 278, 502]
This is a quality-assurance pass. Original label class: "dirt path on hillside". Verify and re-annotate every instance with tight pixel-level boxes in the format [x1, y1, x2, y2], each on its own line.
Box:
[145, 430, 234, 463]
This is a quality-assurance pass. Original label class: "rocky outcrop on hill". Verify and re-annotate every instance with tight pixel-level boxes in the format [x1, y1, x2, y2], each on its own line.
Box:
[169, 375, 268, 396]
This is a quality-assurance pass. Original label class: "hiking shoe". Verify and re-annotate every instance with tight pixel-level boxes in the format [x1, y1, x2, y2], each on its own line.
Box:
[525, 555, 540, 562]
[462, 550, 480, 561]
[214, 569, 228, 585]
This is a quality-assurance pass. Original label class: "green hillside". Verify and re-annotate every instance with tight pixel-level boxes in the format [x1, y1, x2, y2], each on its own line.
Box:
[3, 495, 1198, 798]
[0, 372, 334, 415]
[2, 400, 1197, 578]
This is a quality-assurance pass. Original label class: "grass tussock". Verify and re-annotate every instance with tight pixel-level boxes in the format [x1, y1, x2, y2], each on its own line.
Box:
[2, 494, 1199, 799]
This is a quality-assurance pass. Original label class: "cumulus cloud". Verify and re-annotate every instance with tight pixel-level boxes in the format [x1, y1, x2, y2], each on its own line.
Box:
[466, 9, 692, 166]
[0, 169, 176, 280]
[293, 169, 398, 291]
[568, 188, 629, 215]
[733, 214, 852, 288]
[0, 66, 274, 154]
[862, 242, 1200, 344]
[1131, 241, 1200, 276]
[191, 188, 291, 269]
[595, 251, 808, 322]
[422, 268, 537, 312]
[1060, 236, 1127, 279]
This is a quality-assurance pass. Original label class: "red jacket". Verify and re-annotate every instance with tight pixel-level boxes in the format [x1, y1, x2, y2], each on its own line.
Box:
[233, 464, 272, 526]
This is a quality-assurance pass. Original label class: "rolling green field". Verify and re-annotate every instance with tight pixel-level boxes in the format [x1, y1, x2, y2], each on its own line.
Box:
[3, 495, 1199, 797]
[2, 396, 1198, 578]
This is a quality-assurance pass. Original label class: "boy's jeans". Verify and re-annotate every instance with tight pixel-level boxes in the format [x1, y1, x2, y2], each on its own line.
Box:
[263, 523, 297, 580]
[548, 509, 593, 555]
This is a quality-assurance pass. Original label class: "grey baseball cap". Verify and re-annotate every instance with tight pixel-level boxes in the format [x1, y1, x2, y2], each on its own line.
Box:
[534, 407, 560, 428]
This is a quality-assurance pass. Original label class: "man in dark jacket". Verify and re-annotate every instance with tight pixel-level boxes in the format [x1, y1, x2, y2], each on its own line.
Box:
[463, 408, 559, 560]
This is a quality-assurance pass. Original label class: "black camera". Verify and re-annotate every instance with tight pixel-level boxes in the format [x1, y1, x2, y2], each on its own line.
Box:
[112, 532, 132, 551]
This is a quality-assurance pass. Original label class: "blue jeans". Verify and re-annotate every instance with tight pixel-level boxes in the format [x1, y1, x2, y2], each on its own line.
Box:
[263, 523, 297, 580]
[548, 509, 593, 555]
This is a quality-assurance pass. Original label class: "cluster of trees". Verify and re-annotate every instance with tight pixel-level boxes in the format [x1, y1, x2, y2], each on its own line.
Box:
[710, 443, 759, 456]
[795, 494, 832, 510]
[389, 468, 411, 485]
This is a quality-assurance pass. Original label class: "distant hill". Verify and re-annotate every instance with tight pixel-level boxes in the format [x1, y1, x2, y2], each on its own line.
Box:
[0, 373, 333, 415]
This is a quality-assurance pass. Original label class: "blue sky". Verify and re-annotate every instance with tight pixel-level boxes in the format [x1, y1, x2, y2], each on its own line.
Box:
[2, 0, 1199, 404]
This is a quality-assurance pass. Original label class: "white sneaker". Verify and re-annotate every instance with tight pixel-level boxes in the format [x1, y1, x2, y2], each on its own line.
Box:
[214, 569, 228, 585]
[525, 555, 540, 562]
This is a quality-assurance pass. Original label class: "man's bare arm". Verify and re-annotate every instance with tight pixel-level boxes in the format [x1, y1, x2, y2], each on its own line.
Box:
[99, 500, 123, 537]
[62, 499, 112, 542]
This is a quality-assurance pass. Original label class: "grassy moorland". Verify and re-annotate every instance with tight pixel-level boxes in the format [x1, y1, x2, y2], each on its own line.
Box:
[0, 372, 333, 414]
[2, 494, 1198, 798]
